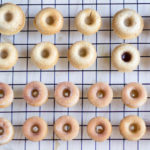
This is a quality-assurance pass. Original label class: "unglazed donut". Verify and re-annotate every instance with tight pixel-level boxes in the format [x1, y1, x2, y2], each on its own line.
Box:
[112, 8, 144, 39]
[88, 82, 113, 108]
[54, 82, 79, 107]
[68, 41, 97, 69]
[22, 116, 48, 142]
[75, 8, 102, 35]
[119, 115, 146, 141]
[23, 81, 48, 106]
[34, 7, 63, 35]
[0, 42, 18, 70]
[122, 82, 147, 108]
[54, 116, 79, 141]
[31, 42, 59, 69]
[0, 3, 25, 35]
[112, 44, 140, 72]
[0, 118, 14, 145]
[87, 117, 112, 142]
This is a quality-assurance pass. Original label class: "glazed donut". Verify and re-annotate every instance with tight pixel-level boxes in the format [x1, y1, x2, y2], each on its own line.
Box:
[112, 44, 140, 72]
[23, 81, 48, 107]
[0, 118, 14, 145]
[87, 117, 112, 142]
[31, 42, 59, 69]
[22, 116, 48, 142]
[54, 82, 79, 107]
[54, 116, 79, 141]
[119, 115, 146, 141]
[112, 8, 144, 39]
[0, 3, 25, 35]
[88, 82, 113, 108]
[0, 42, 18, 70]
[122, 82, 147, 108]
[34, 7, 63, 35]
[68, 41, 97, 69]
[75, 8, 102, 35]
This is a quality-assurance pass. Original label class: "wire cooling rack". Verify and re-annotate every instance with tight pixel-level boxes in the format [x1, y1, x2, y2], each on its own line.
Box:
[0, 0, 150, 149]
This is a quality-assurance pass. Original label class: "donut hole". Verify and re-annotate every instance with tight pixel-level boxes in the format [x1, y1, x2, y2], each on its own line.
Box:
[31, 125, 40, 133]
[63, 124, 71, 132]
[0, 89, 4, 98]
[85, 16, 94, 25]
[31, 89, 39, 98]
[63, 89, 71, 97]
[130, 89, 139, 98]
[96, 90, 105, 99]
[0, 127, 4, 135]
[0, 50, 8, 59]
[46, 16, 54, 25]
[129, 123, 140, 133]
[79, 48, 87, 57]
[41, 49, 50, 58]
[5, 12, 13, 22]
[124, 17, 133, 27]
[121, 52, 132, 62]
[95, 125, 104, 134]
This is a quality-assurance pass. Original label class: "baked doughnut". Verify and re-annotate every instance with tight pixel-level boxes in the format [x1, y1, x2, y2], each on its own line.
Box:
[22, 116, 48, 142]
[23, 81, 48, 107]
[54, 116, 79, 141]
[112, 44, 140, 72]
[112, 8, 144, 39]
[87, 117, 112, 142]
[0, 3, 25, 35]
[0, 118, 14, 145]
[75, 8, 102, 35]
[88, 82, 113, 108]
[34, 7, 63, 35]
[122, 82, 147, 108]
[119, 115, 146, 141]
[0, 42, 18, 70]
[55, 82, 79, 107]
[0, 82, 13, 108]
[68, 41, 97, 69]
[31, 42, 59, 69]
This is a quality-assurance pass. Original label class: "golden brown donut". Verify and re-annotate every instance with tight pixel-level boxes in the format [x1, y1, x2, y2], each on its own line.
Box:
[87, 117, 112, 142]
[68, 41, 97, 69]
[23, 81, 48, 107]
[112, 8, 144, 39]
[34, 7, 63, 35]
[75, 8, 102, 35]
[122, 82, 147, 108]
[22, 116, 48, 142]
[119, 115, 146, 141]
[0, 3, 25, 35]
[54, 116, 79, 141]
[88, 82, 113, 108]
[54, 82, 79, 107]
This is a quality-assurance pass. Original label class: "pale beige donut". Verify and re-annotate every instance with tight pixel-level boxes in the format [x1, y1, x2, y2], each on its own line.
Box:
[87, 117, 112, 142]
[31, 42, 59, 69]
[122, 82, 147, 108]
[112, 8, 144, 39]
[34, 7, 63, 35]
[0, 118, 14, 145]
[112, 44, 140, 72]
[88, 82, 113, 108]
[0, 83, 13, 108]
[0, 3, 25, 35]
[119, 115, 146, 141]
[22, 116, 48, 142]
[0, 42, 18, 70]
[75, 8, 102, 35]
[68, 41, 97, 69]
[23, 81, 48, 107]
[54, 116, 79, 141]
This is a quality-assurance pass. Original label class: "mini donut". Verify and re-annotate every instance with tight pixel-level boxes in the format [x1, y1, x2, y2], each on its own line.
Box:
[34, 7, 63, 35]
[122, 82, 147, 108]
[119, 115, 146, 141]
[54, 82, 79, 107]
[0, 3, 25, 35]
[22, 116, 48, 142]
[54, 116, 79, 141]
[87, 117, 112, 142]
[0, 118, 14, 145]
[112, 8, 144, 39]
[88, 82, 113, 108]
[112, 44, 140, 72]
[31, 42, 59, 69]
[75, 8, 102, 35]
[23, 81, 48, 107]
[68, 41, 97, 69]
[0, 42, 18, 70]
